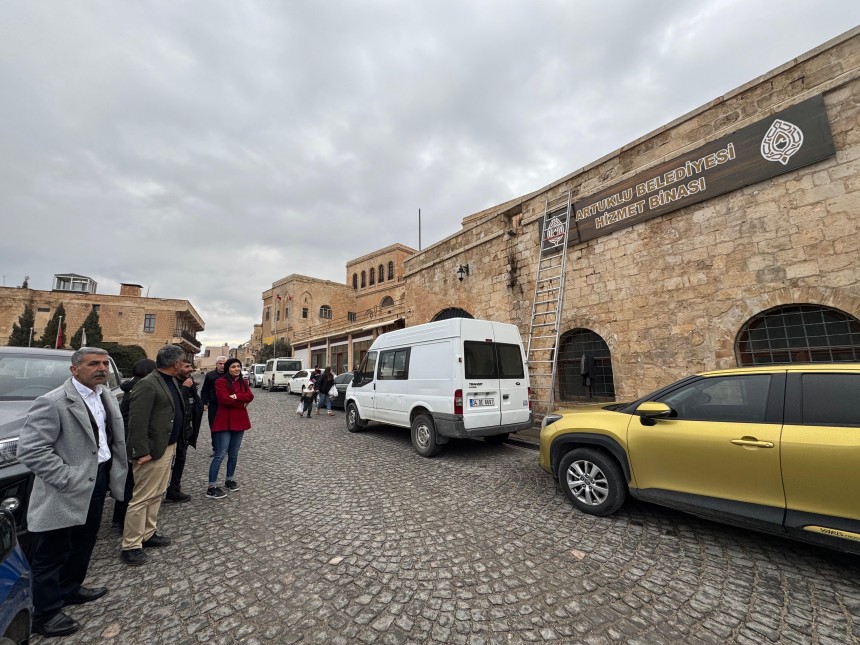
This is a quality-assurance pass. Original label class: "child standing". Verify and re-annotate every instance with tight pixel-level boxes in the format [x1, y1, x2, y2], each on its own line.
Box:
[301, 382, 315, 418]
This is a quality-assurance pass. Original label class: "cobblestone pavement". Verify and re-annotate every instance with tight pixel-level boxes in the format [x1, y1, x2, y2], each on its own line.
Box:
[37, 388, 860, 644]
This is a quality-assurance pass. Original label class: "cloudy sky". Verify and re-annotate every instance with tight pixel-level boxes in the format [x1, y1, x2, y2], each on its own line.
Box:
[2, 2, 858, 347]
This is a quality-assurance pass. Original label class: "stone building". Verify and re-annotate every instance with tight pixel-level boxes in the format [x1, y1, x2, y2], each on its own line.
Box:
[261, 244, 415, 372]
[404, 27, 860, 406]
[0, 274, 204, 360]
[254, 28, 859, 410]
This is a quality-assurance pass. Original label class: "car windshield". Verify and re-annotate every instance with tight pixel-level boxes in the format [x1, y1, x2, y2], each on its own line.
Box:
[0, 353, 71, 401]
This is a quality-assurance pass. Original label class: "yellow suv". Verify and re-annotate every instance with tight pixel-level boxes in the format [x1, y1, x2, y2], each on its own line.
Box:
[540, 363, 860, 554]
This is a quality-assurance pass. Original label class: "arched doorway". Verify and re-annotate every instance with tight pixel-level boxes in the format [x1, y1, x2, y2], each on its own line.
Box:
[557, 329, 615, 401]
[431, 307, 474, 321]
[736, 304, 860, 365]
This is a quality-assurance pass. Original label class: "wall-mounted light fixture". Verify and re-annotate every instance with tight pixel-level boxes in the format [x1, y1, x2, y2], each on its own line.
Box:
[456, 264, 470, 282]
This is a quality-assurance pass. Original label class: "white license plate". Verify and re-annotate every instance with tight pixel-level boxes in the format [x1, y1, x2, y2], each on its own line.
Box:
[469, 398, 495, 407]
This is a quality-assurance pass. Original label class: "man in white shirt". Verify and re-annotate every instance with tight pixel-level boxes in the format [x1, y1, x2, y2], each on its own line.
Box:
[17, 347, 128, 637]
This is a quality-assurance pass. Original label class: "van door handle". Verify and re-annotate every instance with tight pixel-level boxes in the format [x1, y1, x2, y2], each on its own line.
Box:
[503, 394, 509, 400]
[730, 438, 774, 448]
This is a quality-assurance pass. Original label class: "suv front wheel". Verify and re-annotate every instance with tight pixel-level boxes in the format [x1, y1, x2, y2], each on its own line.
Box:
[557, 448, 626, 516]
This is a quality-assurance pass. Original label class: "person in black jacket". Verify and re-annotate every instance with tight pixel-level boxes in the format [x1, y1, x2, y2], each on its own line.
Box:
[164, 370, 203, 502]
[111, 359, 156, 531]
[200, 356, 227, 452]
[314, 367, 335, 416]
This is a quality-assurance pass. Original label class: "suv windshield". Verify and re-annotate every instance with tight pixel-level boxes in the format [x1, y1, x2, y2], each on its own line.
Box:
[0, 353, 72, 401]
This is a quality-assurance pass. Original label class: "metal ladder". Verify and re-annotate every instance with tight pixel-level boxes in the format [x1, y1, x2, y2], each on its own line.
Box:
[526, 191, 573, 423]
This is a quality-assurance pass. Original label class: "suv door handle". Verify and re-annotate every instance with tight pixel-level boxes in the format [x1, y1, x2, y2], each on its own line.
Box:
[730, 439, 774, 448]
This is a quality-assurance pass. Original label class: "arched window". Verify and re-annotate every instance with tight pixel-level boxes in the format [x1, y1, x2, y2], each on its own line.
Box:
[388, 261, 395, 281]
[378, 264, 385, 283]
[319, 305, 332, 320]
[736, 304, 860, 365]
[352, 273, 358, 289]
[361, 271, 366, 288]
[431, 307, 474, 321]
[558, 329, 615, 401]
[369, 267, 375, 286]
[381, 296, 394, 308]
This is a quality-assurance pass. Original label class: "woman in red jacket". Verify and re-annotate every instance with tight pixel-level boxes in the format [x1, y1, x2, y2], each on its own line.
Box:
[206, 358, 254, 499]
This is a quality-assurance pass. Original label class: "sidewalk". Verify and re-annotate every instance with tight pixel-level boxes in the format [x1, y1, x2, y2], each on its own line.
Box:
[508, 424, 540, 449]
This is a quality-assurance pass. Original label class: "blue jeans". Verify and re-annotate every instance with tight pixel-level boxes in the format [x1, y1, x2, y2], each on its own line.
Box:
[317, 392, 332, 412]
[209, 431, 244, 486]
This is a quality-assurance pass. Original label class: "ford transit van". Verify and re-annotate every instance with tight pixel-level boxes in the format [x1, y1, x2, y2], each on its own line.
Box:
[345, 319, 532, 456]
[262, 357, 304, 391]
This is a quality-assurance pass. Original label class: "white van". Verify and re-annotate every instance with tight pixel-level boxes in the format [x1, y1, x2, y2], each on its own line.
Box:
[345, 318, 532, 457]
[262, 357, 304, 391]
[249, 363, 267, 388]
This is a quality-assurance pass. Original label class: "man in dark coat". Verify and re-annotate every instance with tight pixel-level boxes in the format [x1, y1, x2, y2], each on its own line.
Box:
[121, 345, 189, 566]
[165, 366, 203, 502]
[17, 347, 128, 637]
[200, 355, 226, 451]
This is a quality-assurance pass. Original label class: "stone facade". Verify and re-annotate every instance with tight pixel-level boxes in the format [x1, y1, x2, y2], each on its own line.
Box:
[259, 244, 415, 372]
[403, 27, 860, 403]
[0, 280, 204, 360]
[252, 29, 859, 406]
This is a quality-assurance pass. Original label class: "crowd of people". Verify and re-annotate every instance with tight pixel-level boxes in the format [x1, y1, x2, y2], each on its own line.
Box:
[15, 347, 337, 637]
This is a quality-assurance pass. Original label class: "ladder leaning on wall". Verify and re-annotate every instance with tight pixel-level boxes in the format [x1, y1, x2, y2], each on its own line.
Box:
[526, 191, 573, 424]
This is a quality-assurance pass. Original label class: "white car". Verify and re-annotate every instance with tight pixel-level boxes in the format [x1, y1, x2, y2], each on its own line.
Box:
[285, 369, 318, 395]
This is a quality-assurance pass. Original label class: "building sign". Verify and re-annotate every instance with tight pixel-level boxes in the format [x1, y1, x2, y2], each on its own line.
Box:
[563, 94, 835, 246]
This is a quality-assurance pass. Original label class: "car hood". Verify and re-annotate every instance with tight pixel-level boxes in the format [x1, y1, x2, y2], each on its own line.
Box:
[552, 402, 628, 415]
[0, 401, 33, 440]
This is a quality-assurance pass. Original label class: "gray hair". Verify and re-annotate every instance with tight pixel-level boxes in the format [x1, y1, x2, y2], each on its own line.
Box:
[216, 355, 228, 361]
[71, 347, 109, 366]
[156, 344, 187, 368]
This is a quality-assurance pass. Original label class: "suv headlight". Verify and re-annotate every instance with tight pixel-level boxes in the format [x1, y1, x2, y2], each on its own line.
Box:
[541, 414, 563, 430]
[0, 437, 19, 467]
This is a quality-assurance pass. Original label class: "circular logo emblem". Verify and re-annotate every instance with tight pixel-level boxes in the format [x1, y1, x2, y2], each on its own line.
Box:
[544, 216, 566, 245]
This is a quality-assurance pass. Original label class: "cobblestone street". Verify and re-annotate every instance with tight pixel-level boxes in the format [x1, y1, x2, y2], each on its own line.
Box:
[37, 388, 860, 644]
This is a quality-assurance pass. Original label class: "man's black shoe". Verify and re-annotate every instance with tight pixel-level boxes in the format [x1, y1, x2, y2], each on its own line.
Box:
[142, 532, 172, 548]
[64, 585, 108, 605]
[33, 611, 80, 637]
[165, 488, 191, 503]
[120, 548, 148, 566]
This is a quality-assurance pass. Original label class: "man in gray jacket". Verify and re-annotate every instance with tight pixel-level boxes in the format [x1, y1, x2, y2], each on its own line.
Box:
[17, 347, 128, 637]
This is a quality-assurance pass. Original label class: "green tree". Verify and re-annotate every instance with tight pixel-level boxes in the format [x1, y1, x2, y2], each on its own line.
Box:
[19, 275, 29, 289]
[255, 339, 292, 363]
[38, 303, 67, 349]
[7, 304, 36, 346]
[71, 308, 104, 349]
[100, 343, 147, 377]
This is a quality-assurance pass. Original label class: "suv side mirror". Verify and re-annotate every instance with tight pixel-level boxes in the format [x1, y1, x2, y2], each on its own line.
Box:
[636, 402, 673, 426]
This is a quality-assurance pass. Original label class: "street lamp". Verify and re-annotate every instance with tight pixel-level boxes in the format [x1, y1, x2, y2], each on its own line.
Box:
[456, 264, 470, 282]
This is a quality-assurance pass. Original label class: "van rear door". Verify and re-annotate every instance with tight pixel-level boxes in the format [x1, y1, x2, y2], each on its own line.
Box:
[463, 340, 502, 429]
[496, 342, 530, 427]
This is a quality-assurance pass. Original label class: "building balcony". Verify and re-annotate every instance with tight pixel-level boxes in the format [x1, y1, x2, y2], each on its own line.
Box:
[291, 303, 406, 345]
[172, 328, 202, 351]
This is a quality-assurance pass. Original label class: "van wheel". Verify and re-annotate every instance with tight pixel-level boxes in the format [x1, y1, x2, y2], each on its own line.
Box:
[346, 403, 363, 433]
[411, 414, 441, 457]
[286, 384, 292, 394]
[484, 433, 509, 444]
[262, 380, 268, 391]
[557, 448, 626, 516]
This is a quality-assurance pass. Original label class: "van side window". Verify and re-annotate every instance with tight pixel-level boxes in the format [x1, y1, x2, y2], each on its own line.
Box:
[465, 341, 497, 379]
[378, 349, 410, 380]
[355, 351, 377, 386]
[497, 343, 525, 379]
[801, 374, 860, 427]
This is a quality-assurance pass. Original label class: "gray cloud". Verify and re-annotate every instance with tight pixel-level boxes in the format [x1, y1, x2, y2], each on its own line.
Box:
[2, 1, 857, 345]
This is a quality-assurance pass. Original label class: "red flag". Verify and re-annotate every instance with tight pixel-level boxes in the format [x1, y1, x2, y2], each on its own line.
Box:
[276, 294, 282, 301]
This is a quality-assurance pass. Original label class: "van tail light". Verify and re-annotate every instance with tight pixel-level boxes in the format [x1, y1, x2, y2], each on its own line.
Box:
[454, 389, 463, 415]
[528, 387, 532, 410]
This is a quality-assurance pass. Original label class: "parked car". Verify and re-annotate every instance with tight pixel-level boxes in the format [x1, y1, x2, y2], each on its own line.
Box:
[0, 347, 124, 553]
[540, 363, 860, 554]
[285, 369, 315, 395]
[241, 366, 250, 381]
[0, 509, 32, 644]
[331, 372, 353, 409]
[345, 318, 532, 457]
[262, 357, 304, 391]
[249, 363, 266, 388]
